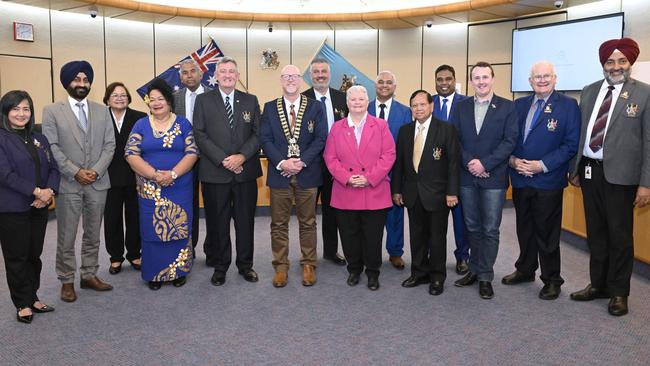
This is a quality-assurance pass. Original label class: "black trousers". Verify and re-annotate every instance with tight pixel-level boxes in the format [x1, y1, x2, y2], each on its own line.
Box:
[579, 158, 636, 296]
[0, 207, 48, 308]
[318, 164, 340, 257]
[512, 186, 564, 285]
[103, 184, 140, 263]
[407, 198, 449, 282]
[202, 180, 257, 273]
[337, 208, 387, 278]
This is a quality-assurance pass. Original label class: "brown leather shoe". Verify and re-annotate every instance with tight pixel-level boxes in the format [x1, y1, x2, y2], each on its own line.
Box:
[302, 264, 317, 286]
[80, 276, 113, 291]
[272, 271, 288, 288]
[60, 283, 77, 303]
[389, 256, 405, 270]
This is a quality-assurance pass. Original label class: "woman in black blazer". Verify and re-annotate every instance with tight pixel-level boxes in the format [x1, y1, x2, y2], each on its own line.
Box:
[0, 90, 60, 323]
[103, 83, 147, 274]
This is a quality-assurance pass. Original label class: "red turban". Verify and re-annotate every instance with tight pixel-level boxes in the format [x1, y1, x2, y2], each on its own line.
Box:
[599, 38, 640, 66]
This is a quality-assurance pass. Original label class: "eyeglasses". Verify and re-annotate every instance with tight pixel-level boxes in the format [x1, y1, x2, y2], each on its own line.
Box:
[532, 74, 554, 82]
[281, 74, 301, 81]
[110, 94, 128, 99]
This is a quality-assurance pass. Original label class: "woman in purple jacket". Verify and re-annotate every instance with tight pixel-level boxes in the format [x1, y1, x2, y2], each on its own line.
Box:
[0, 90, 60, 324]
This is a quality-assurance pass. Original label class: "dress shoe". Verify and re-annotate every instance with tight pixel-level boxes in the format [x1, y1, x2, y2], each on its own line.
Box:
[401, 275, 429, 288]
[80, 276, 113, 291]
[108, 262, 122, 275]
[608, 296, 629, 316]
[16, 308, 33, 324]
[210, 271, 226, 286]
[239, 269, 259, 283]
[454, 272, 478, 287]
[389, 256, 405, 270]
[539, 283, 561, 300]
[172, 276, 187, 287]
[302, 265, 317, 286]
[367, 276, 380, 291]
[479, 281, 494, 299]
[324, 253, 346, 265]
[455, 260, 469, 275]
[570, 284, 609, 301]
[60, 283, 77, 303]
[272, 271, 288, 288]
[429, 280, 444, 296]
[501, 270, 535, 285]
[129, 259, 142, 271]
[31, 302, 55, 313]
[148, 281, 162, 290]
[347, 273, 360, 286]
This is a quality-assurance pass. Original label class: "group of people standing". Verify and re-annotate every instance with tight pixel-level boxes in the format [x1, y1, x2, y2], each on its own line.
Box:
[0, 37, 647, 324]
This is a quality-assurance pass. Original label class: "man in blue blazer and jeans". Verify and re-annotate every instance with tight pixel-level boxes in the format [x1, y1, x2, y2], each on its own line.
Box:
[503, 61, 580, 300]
[368, 70, 412, 270]
[451, 62, 518, 299]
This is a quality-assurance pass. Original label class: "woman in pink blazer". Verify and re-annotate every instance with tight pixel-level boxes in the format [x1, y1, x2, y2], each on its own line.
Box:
[323, 85, 396, 290]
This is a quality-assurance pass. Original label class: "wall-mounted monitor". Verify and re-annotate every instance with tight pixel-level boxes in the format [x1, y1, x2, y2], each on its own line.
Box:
[511, 13, 624, 92]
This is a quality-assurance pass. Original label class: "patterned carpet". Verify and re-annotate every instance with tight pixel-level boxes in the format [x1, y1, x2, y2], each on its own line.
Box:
[0, 207, 649, 365]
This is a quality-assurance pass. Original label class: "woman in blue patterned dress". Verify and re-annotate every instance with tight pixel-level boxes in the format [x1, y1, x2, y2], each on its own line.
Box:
[125, 79, 198, 290]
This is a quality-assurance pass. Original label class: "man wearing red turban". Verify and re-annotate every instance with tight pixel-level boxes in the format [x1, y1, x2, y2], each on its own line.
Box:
[569, 38, 650, 316]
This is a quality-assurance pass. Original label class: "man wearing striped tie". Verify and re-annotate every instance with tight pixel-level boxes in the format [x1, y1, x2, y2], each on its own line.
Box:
[569, 38, 650, 316]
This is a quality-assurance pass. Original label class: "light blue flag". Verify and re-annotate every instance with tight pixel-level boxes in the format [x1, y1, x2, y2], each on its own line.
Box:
[303, 42, 376, 101]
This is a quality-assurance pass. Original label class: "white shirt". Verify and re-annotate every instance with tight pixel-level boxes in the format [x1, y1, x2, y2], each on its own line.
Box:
[314, 89, 335, 132]
[414, 115, 432, 143]
[110, 109, 125, 133]
[438, 92, 456, 121]
[347, 113, 368, 147]
[582, 80, 623, 160]
[68, 96, 88, 123]
[185, 84, 205, 124]
[375, 98, 393, 121]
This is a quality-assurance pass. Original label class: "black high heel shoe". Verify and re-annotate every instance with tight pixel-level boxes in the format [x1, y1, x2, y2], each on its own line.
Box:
[17, 308, 33, 324]
[148, 281, 162, 290]
[129, 259, 142, 271]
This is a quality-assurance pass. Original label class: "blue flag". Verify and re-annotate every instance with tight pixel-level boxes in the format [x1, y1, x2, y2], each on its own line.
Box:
[303, 42, 376, 101]
[137, 38, 224, 99]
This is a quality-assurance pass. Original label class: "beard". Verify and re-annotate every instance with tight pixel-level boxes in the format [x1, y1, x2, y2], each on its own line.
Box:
[603, 68, 631, 85]
[67, 85, 90, 100]
[312, 80, 329, 90]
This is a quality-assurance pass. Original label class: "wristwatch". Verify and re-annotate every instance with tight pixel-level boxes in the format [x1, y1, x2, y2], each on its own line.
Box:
[171, 170, 178, 180]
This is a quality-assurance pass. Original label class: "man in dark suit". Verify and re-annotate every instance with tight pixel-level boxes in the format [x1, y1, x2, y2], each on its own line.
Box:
[392, 90, 460, 296]
[261, 64, 327, 288]
[193, 56, 262, 286]
[302, 58, 348, 265]
[102, 82, 147, 275]
[569, 38, 650, 316]
[504, 61, 580, 300]
[433, 64, 472, 275]
[172, 59, 213, 254]
[451, 61, 518, 299]
[368, 70, 411, 269]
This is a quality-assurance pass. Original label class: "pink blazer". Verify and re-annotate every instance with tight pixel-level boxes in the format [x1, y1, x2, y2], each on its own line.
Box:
[324, 114, 396, 210]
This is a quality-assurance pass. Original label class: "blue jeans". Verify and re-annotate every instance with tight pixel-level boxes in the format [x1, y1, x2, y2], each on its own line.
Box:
[384, 203, 404, 257]
[451, 202, 470, 261]
[460, 186, 506, 282]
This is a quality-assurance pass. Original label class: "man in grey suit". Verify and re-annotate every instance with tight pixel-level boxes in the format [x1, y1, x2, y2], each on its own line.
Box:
[173, 59, 213, 253]
[42, 60, 116, 302]
[569, 38, 650, 316]
[193, 56, 262, 286]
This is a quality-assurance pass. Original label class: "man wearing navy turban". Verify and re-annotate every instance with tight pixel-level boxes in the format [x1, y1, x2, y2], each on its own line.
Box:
[42, 60, 116, 302]
[569, 38, 650, 316]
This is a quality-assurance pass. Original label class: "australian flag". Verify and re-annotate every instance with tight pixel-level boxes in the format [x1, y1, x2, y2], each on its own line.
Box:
[137, 37, 224, 98]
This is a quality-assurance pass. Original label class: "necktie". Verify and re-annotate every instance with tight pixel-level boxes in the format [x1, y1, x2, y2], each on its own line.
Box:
[76, 102, 87, 131]
[290, 104, 296, 133]
[225, 95, 234, 129]
[379, 103, 386, 120]
[441, 98, 448, 121]
[589, 86, 615, 152]
[413, 124, 424, 173]
[320, 95, 327, 108]
[525, 99, 545, 142]
[188, 92, 196, 124]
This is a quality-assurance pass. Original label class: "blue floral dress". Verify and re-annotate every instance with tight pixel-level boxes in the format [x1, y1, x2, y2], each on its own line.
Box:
[125, 114, 198, 282]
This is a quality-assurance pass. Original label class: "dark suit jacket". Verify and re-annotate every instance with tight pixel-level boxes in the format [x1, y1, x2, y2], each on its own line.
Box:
[433, 93, 469, 122]
[570, 78, 650, 187]
[450, 94, 518, 189]
[391, 117, 460, 212]
[302, 87, 348, 122]
[260, 96, 327, 189]
[107, 107, 147, 187]
[193, 89, 262, 183]
[0, 129, 60, 213]
[511, 91, 580, 190]
[368, 98, 412, 141]
[173, 85, 214, 118]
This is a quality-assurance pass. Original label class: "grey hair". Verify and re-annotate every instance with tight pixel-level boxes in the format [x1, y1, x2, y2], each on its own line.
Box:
[310, 58, 330, 73]
[177, 59, 203, 76]
[217, 56, 239, 71]
[529, 61, 555, 78]
[376, 70, 397, 84]
[346, 85, 368, 101]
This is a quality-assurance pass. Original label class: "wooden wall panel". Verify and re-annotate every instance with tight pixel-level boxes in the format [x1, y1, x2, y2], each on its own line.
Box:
[247, 29, 291, 104]
[378, 27, 422, 105]
[422, 23, 467, 96]
[0, 2, 50, 59]
[0, 56, 52, 123]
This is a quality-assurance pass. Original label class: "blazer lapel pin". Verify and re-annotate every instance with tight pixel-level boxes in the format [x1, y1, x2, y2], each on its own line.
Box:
[620, 91, 629, 99]
[626, 103, 638, 117]
[544, 104, 552, 113]
[491, 103, 496, 109]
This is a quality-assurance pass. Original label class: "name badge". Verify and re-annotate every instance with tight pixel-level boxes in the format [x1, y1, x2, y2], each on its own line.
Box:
[585, 165, 592, 180]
